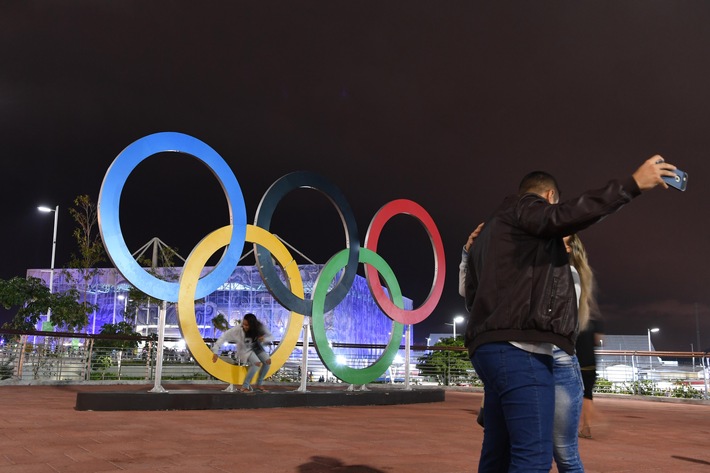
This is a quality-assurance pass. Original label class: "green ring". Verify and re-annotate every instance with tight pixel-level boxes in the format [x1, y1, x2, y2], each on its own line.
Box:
[311, 248, 405, 385]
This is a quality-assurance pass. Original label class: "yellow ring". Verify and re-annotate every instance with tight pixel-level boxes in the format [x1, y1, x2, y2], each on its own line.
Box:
[177, 224, 305, 384]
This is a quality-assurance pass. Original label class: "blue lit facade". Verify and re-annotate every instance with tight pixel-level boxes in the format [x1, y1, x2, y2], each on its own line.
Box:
[26, 265, 414, 349]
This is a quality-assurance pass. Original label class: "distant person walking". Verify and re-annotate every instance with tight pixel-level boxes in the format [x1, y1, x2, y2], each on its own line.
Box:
[576, 316, 604, 438]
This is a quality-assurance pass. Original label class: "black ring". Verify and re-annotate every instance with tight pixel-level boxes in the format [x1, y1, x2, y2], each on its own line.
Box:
[253, 171, 360, 315]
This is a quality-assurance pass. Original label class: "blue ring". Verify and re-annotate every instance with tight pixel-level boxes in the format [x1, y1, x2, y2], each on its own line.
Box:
[253, 171, 360, 315]
[98, 132, 247, 302]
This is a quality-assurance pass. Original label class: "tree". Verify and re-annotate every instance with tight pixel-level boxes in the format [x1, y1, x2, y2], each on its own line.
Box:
[68, 194, 105, 270]
[62, 195, 106, 325]
[46, 288, 93, 331]
[89, 322, 142, 380]
[95, 322, 141, 350]
[211, 313, 229, 332]
[1, 196, 105, 334]
[416, 336, 473, 386]
[0, 277, 91, 332]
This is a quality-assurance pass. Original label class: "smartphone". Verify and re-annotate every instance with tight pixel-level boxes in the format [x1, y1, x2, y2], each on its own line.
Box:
[662, 169, 688, 191]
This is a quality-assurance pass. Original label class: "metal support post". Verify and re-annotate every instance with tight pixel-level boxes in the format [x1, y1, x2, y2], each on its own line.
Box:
[704, 354, 709, 400]
[403, 324, 412, 390]
[149, 300, 168, 393]
[296, 317, 310, 392]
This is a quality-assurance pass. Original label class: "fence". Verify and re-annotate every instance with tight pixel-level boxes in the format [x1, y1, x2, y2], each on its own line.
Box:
[0, 330, 207, 383]
[1, 330, 708, 399]
[594, 349, 710, 399]
[0, 331, 476, 387]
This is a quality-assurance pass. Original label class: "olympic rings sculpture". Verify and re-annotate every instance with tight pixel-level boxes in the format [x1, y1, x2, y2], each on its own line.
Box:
[98, 132, 445, 385]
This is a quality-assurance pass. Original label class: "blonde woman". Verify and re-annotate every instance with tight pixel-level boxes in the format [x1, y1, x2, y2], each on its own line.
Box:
[567, 234, 603, 439]
[551, 234, 593, 472]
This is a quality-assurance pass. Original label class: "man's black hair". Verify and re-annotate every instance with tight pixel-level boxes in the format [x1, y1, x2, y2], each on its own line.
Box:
[518, 171, 561, 197]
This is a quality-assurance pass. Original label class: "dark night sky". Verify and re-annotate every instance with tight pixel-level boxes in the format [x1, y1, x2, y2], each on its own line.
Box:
[2, 1, 710, 351]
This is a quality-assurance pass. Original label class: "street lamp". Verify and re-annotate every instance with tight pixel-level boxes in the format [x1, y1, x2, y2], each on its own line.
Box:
[452, 315, 464, 340]
[691, 343, 695, 370]
[116, 294, 129, 324]
[647, 327, 659, 369]
[38, 205, 59, 325]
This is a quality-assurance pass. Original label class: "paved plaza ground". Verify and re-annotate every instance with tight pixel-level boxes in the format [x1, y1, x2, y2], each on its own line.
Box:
[1, 383, 709, 472]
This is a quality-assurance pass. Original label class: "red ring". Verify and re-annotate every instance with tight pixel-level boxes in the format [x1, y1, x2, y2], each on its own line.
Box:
[364, 199, 446, 325]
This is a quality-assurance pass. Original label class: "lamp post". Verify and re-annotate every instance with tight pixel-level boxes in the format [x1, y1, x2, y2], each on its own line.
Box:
[691, 343, 695, 370]
[452, 315, 464, 340]
[647, 327, 659, 370]
[38, 205, 59, 325]
[116, 294, 128, 324]
[599, 338, 603, 364]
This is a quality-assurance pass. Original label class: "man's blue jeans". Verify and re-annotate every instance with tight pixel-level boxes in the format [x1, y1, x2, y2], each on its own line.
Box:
[552, 348, 584, 472]
[471, 342, 555, 473]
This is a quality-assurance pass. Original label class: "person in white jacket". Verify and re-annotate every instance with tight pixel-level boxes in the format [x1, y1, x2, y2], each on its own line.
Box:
[211, 313, 273, 392]
[211, 321, 246, 364]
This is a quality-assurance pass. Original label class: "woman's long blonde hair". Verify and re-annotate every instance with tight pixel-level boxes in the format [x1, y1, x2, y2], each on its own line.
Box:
[566, 234, 598, 332]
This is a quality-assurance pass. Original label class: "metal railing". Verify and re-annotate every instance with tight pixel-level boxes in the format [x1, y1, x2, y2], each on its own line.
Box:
[0, 329, 207, 382]
[0, 330, 478, 386]
[594, 349, 710, 399]
[1, 330, 708, 399]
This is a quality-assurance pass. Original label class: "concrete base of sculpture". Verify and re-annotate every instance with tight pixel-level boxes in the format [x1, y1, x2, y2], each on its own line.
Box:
[74, 385, 446, 411]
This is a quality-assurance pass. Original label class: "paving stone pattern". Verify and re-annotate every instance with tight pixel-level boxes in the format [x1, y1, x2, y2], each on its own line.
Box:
[0, 384, 709, 472]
